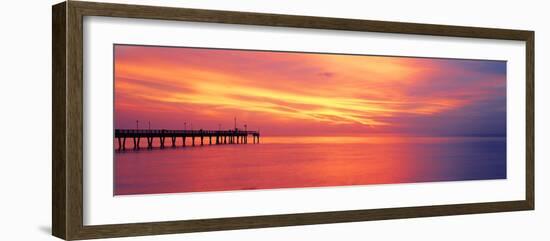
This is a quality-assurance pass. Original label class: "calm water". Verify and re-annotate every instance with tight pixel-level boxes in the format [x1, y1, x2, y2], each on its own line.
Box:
[114, 136, 506, 195]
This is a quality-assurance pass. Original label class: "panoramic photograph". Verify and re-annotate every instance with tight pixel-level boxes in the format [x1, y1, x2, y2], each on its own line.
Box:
[113, 44, 507, 196]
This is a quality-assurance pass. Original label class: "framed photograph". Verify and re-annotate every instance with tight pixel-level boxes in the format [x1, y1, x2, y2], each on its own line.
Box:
[52, 1, 534, 240]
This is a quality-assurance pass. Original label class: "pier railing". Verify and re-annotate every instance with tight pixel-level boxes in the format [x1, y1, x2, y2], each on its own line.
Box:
[115, 129, 259, 136]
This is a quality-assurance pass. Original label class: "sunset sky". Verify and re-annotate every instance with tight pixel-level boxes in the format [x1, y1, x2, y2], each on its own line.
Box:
[114, 45, 506, 137]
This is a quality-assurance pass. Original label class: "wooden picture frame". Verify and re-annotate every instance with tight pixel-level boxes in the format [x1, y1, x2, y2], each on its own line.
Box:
[52, 1, 534, 240]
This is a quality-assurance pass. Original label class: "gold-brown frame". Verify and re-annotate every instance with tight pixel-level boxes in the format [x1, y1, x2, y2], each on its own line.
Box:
[52, 1, 535, 240]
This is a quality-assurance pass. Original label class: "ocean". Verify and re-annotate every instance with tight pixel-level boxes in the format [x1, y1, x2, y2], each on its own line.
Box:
[114, 136, 506, 195]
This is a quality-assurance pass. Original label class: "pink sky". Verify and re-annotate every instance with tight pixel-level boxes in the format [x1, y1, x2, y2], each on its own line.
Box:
[114, 45, 506, 137]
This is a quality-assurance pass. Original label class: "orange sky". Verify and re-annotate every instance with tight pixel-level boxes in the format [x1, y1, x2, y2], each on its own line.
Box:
[114, 45, 506, 137]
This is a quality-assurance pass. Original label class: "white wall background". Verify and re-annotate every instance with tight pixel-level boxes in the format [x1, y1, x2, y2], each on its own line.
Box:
[0, 0, 547, 240]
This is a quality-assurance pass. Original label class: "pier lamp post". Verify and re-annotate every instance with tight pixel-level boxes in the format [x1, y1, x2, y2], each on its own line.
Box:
[244, 124, 248, 144]
[136, 120, 139, 130]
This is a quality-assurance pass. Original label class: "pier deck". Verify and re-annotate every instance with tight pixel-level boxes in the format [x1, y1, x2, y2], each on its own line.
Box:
[114, 129, 260, 150]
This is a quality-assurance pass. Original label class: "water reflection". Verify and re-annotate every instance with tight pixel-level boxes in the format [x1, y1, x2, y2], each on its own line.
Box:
[114, 136, 506, 195]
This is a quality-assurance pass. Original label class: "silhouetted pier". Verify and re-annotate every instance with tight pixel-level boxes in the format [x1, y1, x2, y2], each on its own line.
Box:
[115, 129, 260, 150]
